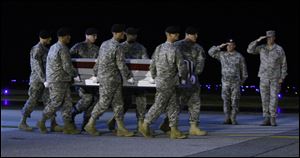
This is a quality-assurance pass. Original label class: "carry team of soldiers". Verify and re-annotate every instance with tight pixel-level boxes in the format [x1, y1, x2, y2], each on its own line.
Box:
[19, 25, 288, 139]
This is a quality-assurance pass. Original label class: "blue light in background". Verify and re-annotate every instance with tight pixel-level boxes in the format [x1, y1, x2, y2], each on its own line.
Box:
[278, 93, 282, 99]
[277, 107, 281, 114]
[3, 89, 9, 95]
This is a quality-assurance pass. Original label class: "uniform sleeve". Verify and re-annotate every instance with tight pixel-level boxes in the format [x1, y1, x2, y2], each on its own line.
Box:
[93, 55, 99, 76]
[115, 46, 132, 80]
[175, 48, 187, 80]
[149, 47, 159, 79]
[240, 55, 248, 83]
[69, 44, 79, 58]
[32, 47, 46, 82]
[195, 47, 206, 75]
[208, 46, 222, 61]
[280, 49, 288, 80]
[141, 46, 149, 59]
[247, 40, 263, 55]
[60, 48, 78, 77]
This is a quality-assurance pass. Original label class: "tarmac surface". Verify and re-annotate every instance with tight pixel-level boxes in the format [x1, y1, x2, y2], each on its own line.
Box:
[1, 109, 299, 157]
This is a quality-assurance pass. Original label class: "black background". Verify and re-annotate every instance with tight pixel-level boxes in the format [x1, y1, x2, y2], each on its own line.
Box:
[1, 0, 299, 88]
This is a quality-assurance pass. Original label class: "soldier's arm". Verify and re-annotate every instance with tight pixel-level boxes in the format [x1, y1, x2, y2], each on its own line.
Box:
[141, 46, 149, 59]
[115, 46, 132, 80]
[247, 40, 263, 54]
[175, 49, 188, 80]
[280, 49, 288, 80]
[240, 55, 248, 83]
[149, 47, 159, 79]
[195, 47, 206, 75]
[60, 48, 78, 77]
[93, 55, 100, 76]
[69, 44, 79, 58]
[32, 47, 46, 82]
[208, 46, 222, 61]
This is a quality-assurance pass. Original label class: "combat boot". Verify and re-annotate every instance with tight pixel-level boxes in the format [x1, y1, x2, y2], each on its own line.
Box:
[189, 122, 207, 136]
[37, 116, 48, 134]
[140, 121, 153, 138]
[18, 116, 33, 131]
[84, 117, 101, 136]
[50, 118, 63, 132]
[170, 126, 187, 139]
[63, 120, 80, 135]
[116, 119, 134, 137]
[260, 117, 271, 126]
[159, 117, 171, 133]
[270, 117, 277, 126]
[107, 117, 116, 131]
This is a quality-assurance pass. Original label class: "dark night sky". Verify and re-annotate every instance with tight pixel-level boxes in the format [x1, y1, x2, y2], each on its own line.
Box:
[1, 0, 299, 88]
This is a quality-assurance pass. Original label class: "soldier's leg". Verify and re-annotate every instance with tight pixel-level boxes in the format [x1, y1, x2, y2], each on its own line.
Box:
[81, 100, 96, 131]
[260, 78, 271, 125]
[72, 87, 93, 122]
[222, 82, 231, 124]
[107, 89, 131, 131]
[188, 87, 207, 135]
[38, 83, 65, 133]
[135, 92, 147, 132]
[230, 83, 240, 125]
[61, 84, 80, 134]
[140, 89, 171, 138]
[167, 90, 187, 139]
[111, 85, 134, 137]
[269, 79, 281, 126]
[42, 88, 63, 132]
[19, 82, 44, 131]
[85, 84, 115, 136]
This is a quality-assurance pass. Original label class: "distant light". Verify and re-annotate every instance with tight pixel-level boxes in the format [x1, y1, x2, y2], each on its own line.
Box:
[242, 89, 245, 92]
[11, 79, 17, 83]
[246, 86, 249, 88]
[277, 107, 281, 114]
[287, 86, 290, 89]
[3, 99, 9, 106]
[256, 89, 260, 93]
[207, 87, 211, 90]
[278, 93, 282, 99]
[3, 89, 9, 95]
[241, 86, 244, 88]
[293, 87, 296, 90]
[295, 92, 298, 95]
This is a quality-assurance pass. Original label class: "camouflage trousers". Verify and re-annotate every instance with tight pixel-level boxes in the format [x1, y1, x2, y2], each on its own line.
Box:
[260, 78, 281, 118]
[179, 85, 201, 123]
[91, 82, 124, 120]
[43, 82, 73, 121]
[21, 82, 50, 118]
[123, 91, 147, 120]
[144, 86, 179, 127]
[221, 81, 240, 115]
[74, 87, 98, 119]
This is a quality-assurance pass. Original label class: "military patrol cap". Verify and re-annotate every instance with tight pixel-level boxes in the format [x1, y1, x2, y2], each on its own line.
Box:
[266, 30, 276, 37]
[125, 27, 139, 35]
[185, 27, 198, 34]
[39, 30, 51, 39]
[111, 24, 125, 33]
[57, 27, 71, 37]
[165, 26, 180, 34]
[85, 28, 98, 35]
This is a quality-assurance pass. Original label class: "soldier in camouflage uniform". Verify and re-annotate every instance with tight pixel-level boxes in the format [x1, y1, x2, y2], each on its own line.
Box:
[139, 26, 188, 139]
[37, 27, 81, 134]
[70, 28, 99, 131]
[209, 39, 248, 125]
[159, 27, 207, 135]
[247, 30, 287, 126]
[106, 27, 149, 133]
[84, 24, 135, 137]
[19, 30, 63, 132]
